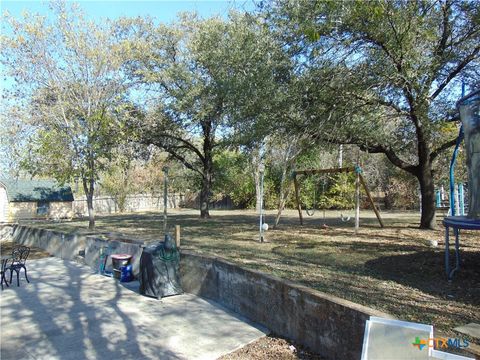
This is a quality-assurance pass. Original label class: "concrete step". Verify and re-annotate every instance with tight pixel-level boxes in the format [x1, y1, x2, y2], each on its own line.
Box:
[454, 323, 480, 340]
[453, 323, 480, 359]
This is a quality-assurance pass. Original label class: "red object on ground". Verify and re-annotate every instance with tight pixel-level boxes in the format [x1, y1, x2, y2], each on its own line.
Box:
[111, 254, 132, 260]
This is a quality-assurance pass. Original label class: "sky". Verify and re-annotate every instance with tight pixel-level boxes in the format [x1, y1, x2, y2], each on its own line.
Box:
[0, 0, 255, 91]
[1, 0, 255, 23]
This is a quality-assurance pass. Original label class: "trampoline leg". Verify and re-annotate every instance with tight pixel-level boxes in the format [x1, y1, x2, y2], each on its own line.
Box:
[452, 228, 460, 276]
[445, 226, 450, 279]
[448, 228, 461, 280]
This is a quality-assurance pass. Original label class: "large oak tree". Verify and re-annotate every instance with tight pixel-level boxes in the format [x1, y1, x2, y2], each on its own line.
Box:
[119, 13, 289, 218]
[264, 0, 480, 229]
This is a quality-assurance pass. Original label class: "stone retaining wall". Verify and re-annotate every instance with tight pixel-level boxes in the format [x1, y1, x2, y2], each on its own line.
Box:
[0, 224, 14, 242]
[12, 225, 145, 275]
[180, 251, 392, 360]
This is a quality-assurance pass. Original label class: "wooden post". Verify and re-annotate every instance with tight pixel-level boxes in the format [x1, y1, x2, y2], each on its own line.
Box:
[293, 173, 304, 225]
[358, 174, 384, 228]
[175, 225, 181, 248]
[162, 167, 169, 234]
[355, 171, 360, 232]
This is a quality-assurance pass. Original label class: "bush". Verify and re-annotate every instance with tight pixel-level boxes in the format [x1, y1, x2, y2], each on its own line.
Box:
[291, 172, 356, 210]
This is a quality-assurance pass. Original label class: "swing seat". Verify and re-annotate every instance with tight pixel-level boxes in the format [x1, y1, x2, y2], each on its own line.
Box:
[340, 213, 352, 222]
[305, 208, 316, 216]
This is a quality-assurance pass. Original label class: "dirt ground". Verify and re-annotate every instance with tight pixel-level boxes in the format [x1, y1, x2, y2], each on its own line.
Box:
[23, 209, 480, 356]
[219, 335, 325, 360]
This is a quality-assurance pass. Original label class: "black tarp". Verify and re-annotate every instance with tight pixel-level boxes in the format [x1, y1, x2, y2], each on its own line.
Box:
[139, 239, 183, 299]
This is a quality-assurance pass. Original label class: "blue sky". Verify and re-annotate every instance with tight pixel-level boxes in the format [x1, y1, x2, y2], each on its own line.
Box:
[2, 1, 255, 23]
[0, 0, 256, 97]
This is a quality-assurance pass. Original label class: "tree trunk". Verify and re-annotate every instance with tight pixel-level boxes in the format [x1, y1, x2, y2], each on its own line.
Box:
[86, 193, 95, 230]
[199, 156, 212, 218]
[82, 177, 95, 229]
[118, 166, 129, 213]
[251, 146, 263, 213]
[200, 171, 211, 218]
[199, 120, 215, 219]
[417, 171, 437, 229]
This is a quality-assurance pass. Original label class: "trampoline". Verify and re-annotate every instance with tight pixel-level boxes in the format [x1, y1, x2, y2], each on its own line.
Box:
[443, 216, 480, 280]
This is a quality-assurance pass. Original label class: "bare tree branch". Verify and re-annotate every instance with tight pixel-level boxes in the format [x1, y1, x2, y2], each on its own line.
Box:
[430, 137, 458, 161]
[357, 142, 418, 175]
[161, 147, 203, 177]
[152, 132, 206, 162]
[430, 45, 480, 100]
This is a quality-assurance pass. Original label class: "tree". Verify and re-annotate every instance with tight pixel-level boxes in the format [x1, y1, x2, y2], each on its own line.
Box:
[1, 3, 133, 228]
[212, 150, 256, 208]
[99, 146, 139, 213]
[119, 12, 290, 218]
[263, 0, 480, 229]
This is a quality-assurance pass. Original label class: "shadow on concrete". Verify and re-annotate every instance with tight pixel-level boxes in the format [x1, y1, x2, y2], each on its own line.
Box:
[1, 260, 179, 360]
[0, 258, 264, 360]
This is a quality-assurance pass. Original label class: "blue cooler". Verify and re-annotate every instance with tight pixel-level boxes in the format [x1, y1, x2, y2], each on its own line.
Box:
[120, 264, 133, 282]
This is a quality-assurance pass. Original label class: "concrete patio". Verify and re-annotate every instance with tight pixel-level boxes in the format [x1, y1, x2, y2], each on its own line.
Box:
[0, 257, 266, 360]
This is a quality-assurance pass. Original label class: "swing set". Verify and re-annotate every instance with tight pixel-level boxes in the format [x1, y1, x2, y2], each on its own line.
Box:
[292, 166, 384, 228]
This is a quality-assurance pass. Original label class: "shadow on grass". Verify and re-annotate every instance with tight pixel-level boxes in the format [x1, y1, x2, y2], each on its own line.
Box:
[269, 238, 480, 305]
[364, 250, 480, 306]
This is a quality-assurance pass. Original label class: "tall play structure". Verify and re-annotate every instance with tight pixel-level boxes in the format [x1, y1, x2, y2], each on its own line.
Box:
[443, 89, 480, 280]
[459, 90, 480, 218]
